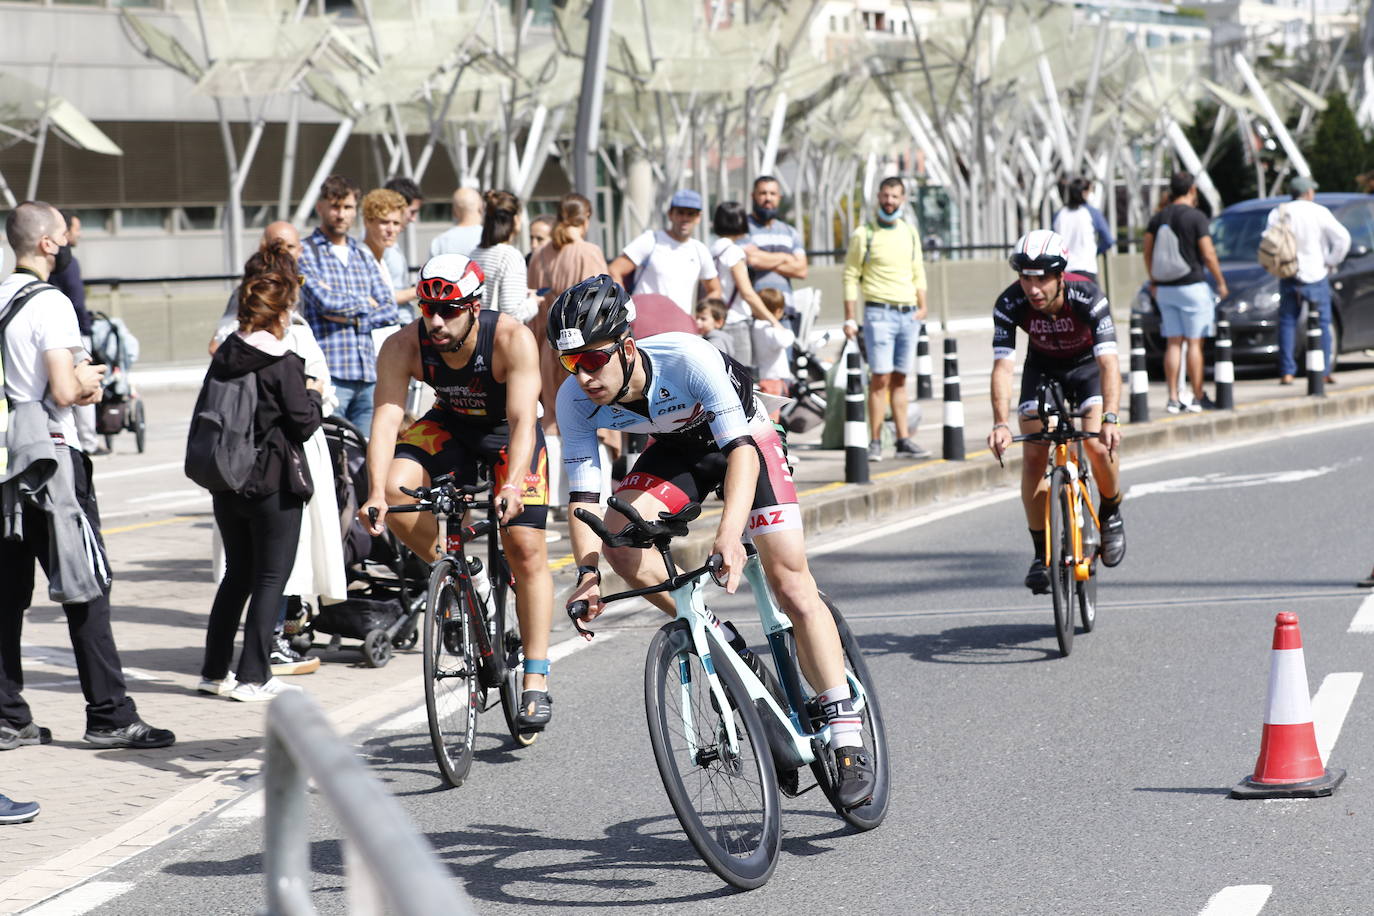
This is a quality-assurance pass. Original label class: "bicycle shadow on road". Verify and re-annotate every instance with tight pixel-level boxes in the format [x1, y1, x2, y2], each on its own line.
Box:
[855, 624, 1063, 665]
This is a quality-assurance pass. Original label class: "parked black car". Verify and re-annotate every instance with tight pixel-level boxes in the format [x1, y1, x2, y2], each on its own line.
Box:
[1131, 192, 1374, 373]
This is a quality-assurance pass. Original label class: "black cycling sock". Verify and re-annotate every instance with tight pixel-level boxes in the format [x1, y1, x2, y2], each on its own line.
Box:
[720, 620, 748, 654]
[1099, 492, 1122, 520]
[1030, 528, 1046, 562]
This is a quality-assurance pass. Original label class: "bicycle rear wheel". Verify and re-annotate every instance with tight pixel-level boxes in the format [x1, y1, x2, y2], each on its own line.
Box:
[493, 566, 538, 747]
[807, 593, 891, 831]
[644, 621, 781, 890]
[424, 558, 479, 788]
[1048, 468, 1075, 657]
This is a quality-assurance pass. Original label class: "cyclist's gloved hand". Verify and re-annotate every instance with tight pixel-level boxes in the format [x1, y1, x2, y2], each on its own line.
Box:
[496, 483, 524, 525]
[711, 537, 748, 594]
[570, 572, 603, 622]
[359, 497, 388, 536]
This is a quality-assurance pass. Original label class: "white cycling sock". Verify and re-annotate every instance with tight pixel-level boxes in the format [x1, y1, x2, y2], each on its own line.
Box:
[818, 683, 863, 750]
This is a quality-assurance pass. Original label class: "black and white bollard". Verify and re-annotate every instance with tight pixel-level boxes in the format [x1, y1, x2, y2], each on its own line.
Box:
[915, 322, 933, 400]
[942, 337, 965, 461]
[1305, 304, 1326, 397]
[1214, 318, 1234, 409]
[1129, 313, 1150, 423]
[843, 340, 869, 483]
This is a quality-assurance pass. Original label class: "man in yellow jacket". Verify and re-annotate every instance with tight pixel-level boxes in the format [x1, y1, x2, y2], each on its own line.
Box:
[842, 177, 930, 461]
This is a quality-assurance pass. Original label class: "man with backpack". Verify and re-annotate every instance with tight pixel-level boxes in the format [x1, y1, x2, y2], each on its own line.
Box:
[0, 201, 175, 749]
[842, 176, 931, 461]
[1143, 171, 1227, 413]
[1262, 176, 1350, 385]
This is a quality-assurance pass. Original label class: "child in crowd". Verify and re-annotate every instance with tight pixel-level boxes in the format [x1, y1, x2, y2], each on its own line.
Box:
[694, 298, 735, 358]
[751, 288, 795, 417]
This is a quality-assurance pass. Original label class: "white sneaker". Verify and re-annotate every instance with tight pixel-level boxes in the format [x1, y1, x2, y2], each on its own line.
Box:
[197, 674, 238, 696]
[230, 678, 303, 703]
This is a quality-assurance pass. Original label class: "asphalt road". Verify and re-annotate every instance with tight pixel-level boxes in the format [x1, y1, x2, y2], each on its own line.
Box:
[58, 417, 1374, 916]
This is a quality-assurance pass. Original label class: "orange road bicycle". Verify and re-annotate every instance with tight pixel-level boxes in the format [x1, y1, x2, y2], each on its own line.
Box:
[1011, 379, 1101, 657]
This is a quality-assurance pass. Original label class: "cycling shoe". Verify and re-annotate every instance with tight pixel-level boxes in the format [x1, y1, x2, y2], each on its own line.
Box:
[1024, 559, 1051, 594]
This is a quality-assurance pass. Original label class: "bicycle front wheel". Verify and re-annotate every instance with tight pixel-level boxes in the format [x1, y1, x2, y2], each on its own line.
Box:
[1048, 468, 1076, 657]
[808, 593, 891, 831]
[424, 558, 479, 788]
[644, 621, 781, 890]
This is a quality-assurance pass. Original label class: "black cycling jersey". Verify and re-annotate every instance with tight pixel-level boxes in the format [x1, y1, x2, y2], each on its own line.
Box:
[419, 308, 505, 426]
[992, 277, 1118, 366]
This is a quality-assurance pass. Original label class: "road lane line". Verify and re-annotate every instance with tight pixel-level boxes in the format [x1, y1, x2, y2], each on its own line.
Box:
[1348, 594, 1374, 633]
[102, 515, 194, 536]
[1199, 885, 1272, 916]
[21, 881, 134, 916]
[93, 461, 183, 480]
[1312, 672, 1362, 765]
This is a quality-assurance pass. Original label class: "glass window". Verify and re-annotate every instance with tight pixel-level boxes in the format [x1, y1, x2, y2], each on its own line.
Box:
[1337, 204, 1374, 253]
[118, 208, 169, 232]
[418, 201, 450, 224]
[243, 205, 272, 230]
[73, 209, 113, 233]
[176, 207, 218, 232]
[1209, 207, 1273, 262]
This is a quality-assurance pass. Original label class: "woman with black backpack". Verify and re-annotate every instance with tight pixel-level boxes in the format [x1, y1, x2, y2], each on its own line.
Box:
[194, 241, 324, 702]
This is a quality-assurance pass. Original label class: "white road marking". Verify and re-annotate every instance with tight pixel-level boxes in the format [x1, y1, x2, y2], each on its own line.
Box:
[1198, 884, 1272, 916]
[93, 460, 183, 480]
[21, 881, 134, 916]
[1127, 465, 1347, 499]
[124, 488, 203, 504]
[218, 792, 265, 820]
[21, 643, 162, 682]
[1348, 594, 1374, 633]
[1311, 672, 1362, 765]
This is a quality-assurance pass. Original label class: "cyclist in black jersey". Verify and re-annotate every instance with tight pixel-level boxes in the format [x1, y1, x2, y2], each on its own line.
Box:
[987, 230, 1126, 593]
[359, 254, 555, 730]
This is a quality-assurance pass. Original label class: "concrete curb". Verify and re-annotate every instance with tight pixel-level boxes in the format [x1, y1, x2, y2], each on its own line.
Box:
[624, 383, 1374, 576]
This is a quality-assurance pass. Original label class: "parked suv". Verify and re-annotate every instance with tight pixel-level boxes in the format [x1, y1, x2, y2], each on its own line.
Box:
[1132, 192, 1374, 373]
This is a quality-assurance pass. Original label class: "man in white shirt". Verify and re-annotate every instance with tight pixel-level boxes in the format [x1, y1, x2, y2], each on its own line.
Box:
[429, 186, 484, 259]
[608, 189, 722, 314]
[0, 201, 174, 750]
[1266, 176, 1351, 384]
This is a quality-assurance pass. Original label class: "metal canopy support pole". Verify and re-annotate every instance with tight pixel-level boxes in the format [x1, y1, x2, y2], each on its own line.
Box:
[759, 91, 788, 177]
[1234, 52, 1312, 176]
[0, 168, 16, 208]
[292, 118, 356, 229]
[1163, 120, 1221, 215]
[278, 91, 301, 221]
[1071, 20, 1110, 173]
[573, 0, 613, 203]
[25, 56, 57, 202]
[1029, 26, 1074, 175]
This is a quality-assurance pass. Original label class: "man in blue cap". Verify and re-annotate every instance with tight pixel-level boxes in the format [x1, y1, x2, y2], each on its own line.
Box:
[610, 189, 722, 314]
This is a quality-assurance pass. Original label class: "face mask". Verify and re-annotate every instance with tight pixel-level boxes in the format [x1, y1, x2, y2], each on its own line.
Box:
[52, 244, 73, 274]
[874, 206, 901, 226]
[752, 204, 778, 224]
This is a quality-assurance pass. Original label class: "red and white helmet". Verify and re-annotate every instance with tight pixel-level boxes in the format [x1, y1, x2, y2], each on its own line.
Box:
[1009, 230, 1069, 276]
[417, 253, 485, 303]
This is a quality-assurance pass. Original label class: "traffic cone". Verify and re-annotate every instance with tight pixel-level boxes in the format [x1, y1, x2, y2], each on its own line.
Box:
[1231, 612, 1345, 799]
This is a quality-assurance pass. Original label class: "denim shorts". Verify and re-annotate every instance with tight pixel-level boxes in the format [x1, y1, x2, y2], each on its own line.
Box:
[1155, 282, 1214, 339]
[862, 303, 920, 375]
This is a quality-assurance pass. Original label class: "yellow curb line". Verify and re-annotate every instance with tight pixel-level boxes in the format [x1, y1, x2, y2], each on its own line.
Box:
[102, 515, 194, 536]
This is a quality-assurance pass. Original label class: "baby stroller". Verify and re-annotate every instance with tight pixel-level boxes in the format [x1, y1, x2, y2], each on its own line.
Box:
[89, 312, 146, 452]
[776, 289, 830, 435]
[283, 416, 427, 667]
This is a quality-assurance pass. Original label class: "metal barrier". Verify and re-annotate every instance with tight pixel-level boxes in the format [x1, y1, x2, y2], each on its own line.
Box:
[263, 690, 476, 916]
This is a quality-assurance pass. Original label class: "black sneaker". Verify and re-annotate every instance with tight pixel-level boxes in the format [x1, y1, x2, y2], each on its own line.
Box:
[270, 638, 320, 676]
[516, 690, 552, 731]
[1101, 513, 1126, 567]
[83, 720, 175, 749]
[1024, 559, 1050, 594]
[895, 438, 932, 460]
[833, 746, 875, 809]
[0, 722, 52, 751]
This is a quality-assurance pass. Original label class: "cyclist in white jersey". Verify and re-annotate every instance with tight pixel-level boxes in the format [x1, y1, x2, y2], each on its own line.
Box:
[551, 275, 875, 809]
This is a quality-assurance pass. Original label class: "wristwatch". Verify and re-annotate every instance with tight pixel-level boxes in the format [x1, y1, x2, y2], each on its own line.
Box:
[576, 565, 601, 585]
[1102, 412, 1119, 425]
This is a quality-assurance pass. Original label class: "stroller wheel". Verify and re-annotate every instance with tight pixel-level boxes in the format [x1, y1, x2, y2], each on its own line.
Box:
[362, 630, 392, 668]
[393, 629, 418, 651]
[132, 400, 147, 453]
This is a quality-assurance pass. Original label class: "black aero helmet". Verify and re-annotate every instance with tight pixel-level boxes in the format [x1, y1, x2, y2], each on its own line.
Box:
[547, 274, 634, 352]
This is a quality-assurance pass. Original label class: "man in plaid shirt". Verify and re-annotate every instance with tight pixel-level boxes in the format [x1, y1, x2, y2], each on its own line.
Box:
[300, 175, 398, 431]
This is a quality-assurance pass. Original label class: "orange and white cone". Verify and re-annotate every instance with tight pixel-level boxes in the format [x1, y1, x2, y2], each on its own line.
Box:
[1232, 612, 1345, 799]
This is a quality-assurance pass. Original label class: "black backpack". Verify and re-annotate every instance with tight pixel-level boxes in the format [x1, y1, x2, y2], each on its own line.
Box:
[184, 370, 258, 492]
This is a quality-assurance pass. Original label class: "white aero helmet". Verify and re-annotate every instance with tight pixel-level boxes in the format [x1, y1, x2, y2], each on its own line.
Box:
[1009, 230, 1069, 276]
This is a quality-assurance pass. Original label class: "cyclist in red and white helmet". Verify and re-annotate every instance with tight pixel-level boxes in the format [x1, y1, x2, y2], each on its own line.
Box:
[359, 253, 557, 732]
[988, 230, 1126, 593]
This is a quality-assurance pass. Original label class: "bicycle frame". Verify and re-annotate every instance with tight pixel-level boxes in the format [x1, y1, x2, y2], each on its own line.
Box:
[664, 549, 868, 771]
[1042, 439, 1102, 582]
